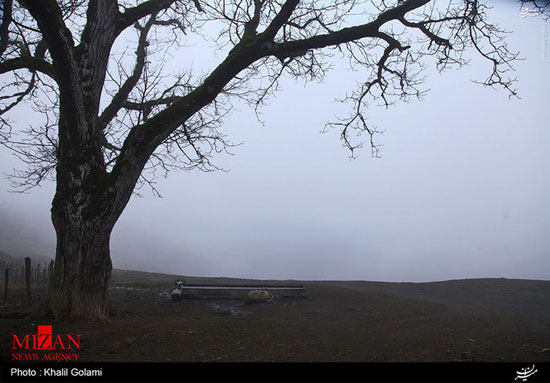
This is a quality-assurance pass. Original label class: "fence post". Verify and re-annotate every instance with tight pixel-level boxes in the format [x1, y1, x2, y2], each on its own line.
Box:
[48, 260, 54, 284]
[3, 268, 8, 303]
[25, 257, 31, 304]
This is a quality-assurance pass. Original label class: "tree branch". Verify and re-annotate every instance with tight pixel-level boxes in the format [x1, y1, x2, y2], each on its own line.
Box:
[0, 56, 55, 78]
[263, 0, 429, 60]
[0, 0, 13, 56]
[18, 0, 84, 136]
[399, 17, 452, 49]
[99, 12, 157, 130]
[116, 0, 180, 34]
[262, 0, 301, 41]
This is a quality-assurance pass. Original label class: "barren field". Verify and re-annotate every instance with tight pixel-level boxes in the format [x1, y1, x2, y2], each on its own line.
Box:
[1, 270, 550, 363]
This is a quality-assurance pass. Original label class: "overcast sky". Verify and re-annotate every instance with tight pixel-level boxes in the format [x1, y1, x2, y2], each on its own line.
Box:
[0, 1, 548, 282]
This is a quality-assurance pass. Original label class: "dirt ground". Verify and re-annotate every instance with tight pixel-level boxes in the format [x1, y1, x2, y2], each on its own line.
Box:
[1, 270, 550, 363]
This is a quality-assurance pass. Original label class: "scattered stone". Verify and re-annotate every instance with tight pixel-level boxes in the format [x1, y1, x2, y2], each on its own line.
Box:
[244, 290, 271, 304]
[170, 288, 183, 301]
[210, 303, 249, 316]
[212, 304, 236, 315]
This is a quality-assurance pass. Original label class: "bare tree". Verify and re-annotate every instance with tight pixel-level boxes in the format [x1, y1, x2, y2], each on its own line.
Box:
[0, 0, 521, 319]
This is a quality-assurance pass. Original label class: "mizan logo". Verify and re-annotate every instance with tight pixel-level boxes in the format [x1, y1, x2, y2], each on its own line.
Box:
[11, 325, 81, 361]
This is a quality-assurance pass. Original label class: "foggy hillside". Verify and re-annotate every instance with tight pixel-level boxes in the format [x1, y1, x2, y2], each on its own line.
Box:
[0, 206, 55, 265]
[110, 222, 213, 276]
[0, 250, 14, 263]
[0, 204, 210, 275]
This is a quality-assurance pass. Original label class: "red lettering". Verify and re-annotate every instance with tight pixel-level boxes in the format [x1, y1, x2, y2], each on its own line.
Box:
[12, 335, 30, 350]
[66, 335, 81, 349]
[12, 326, 80, 352]
[41, 353, 79, 361]
[52, 335, 65, 349]
[38, 325, 52, 350]
[11, 353, 39, 360]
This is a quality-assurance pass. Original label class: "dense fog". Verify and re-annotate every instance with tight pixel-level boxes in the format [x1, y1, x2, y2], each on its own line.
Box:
[1, 2, 548, 282]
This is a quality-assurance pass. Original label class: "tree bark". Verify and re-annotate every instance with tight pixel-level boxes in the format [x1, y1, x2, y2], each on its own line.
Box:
[46, 223, 112, 320]
[44, 109, 124, 320]
[46, 186, 113, 319]
[43, 111, 144, 320]
[46, 161, 117, 320]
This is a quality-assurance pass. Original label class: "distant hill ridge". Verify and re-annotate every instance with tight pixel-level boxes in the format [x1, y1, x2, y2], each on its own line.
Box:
[0, 205, 55, 265]
[0, 250, 14, 263]
[0, 249, 52, 266]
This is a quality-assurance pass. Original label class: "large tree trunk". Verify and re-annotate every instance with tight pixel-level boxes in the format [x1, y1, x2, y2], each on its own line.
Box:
[16, 2, 124, 319]
[42, 151, 143, 320]
[43, 129, 142, 319]
[46, 219, 113, 320]
[45, 162, 118, 319]
[43, 112, 131, 320]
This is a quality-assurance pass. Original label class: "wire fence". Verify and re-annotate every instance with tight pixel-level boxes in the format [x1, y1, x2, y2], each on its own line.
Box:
[1, 257, 54, 304]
